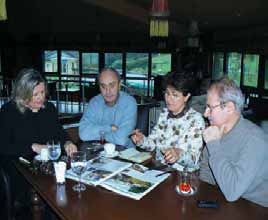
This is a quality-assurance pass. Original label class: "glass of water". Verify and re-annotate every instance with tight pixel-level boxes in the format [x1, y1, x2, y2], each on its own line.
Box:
[47, 141, 61, 161]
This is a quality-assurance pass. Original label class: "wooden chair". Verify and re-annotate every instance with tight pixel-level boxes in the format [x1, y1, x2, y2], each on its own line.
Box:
[0, 165, 14, 220]
[65, 126, 82, 146]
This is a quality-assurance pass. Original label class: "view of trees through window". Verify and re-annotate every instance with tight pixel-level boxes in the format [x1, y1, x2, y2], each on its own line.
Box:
[212, 52, 224, 80]
[43, 50, 171, 96]
[126, 53, 148, 78]
[243, 54, 259, 88]
[82, 53, 99, 74]
[105, 53, 123, 74]
[151, 53, 171, 76]
[227, 52, 242, 86]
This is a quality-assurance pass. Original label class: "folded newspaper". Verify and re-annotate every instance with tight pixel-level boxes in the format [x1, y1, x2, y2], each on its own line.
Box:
[100, 164, 170, 200]
[66, 157, 132, 186]
[119, 148, 152, 163]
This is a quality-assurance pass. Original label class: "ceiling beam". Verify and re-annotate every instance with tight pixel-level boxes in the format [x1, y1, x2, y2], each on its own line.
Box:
[82, 0, 148, 24]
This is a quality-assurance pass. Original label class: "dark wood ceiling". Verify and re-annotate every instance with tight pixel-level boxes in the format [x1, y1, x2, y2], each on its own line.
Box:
[3, 0, 268, 38]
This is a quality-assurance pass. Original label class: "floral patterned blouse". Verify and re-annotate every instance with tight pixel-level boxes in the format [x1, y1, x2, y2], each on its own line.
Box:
[138, 107, 205, 171]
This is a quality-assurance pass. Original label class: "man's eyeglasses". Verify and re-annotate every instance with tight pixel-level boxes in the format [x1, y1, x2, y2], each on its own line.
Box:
[206, 102, 225, 113]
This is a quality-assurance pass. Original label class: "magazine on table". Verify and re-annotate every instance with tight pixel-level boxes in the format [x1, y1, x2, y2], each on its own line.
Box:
[119, 148, 152, 163]
[66, 157, 132, 186]
[99, 164, 170, 200]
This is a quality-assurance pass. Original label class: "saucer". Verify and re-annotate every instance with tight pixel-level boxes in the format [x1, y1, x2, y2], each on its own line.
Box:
[175, 185, 196, 196]
[100, 150, 119, 158]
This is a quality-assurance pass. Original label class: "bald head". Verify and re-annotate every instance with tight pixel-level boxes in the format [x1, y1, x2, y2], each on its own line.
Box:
[98, 68, 121, 106]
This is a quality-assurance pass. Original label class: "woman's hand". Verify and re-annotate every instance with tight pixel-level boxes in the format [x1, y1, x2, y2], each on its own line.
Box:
[64, 141, 77, 156]
[32, 143, 47, 154]
[162, 148, 182, 164]
[131, 129, 144, 145]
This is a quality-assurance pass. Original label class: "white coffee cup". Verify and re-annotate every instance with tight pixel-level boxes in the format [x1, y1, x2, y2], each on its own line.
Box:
[104, 143, 116, 155]
[40, 148, 49, 161]
[54, 162, 66, 184]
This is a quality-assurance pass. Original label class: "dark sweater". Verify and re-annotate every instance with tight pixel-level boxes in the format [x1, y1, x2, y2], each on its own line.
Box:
[0, 101, 70, 158]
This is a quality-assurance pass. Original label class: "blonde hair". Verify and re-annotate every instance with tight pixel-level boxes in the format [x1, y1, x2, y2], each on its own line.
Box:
[11, 68, 48, 113]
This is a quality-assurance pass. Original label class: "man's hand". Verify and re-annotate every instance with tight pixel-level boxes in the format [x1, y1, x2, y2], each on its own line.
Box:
[203, 125, 225, 143]
[64, 141, 77, 156]
[111, 124, 118, 132]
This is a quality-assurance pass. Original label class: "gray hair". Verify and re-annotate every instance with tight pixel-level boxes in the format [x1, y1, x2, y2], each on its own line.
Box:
[98, 68, 121, 82]
[209, 77, 245, 112]
[11, 68, 48, 113]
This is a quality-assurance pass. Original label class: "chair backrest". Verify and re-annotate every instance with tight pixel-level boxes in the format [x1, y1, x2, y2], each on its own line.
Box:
[0, 165, 13, 220]
[64, 126, 81, 146]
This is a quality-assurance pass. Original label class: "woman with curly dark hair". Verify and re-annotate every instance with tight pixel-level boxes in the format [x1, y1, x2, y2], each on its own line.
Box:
[132, 70, 205, 171]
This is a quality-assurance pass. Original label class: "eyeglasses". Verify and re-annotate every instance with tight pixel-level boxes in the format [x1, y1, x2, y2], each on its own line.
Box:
[205, 102, 225, 113]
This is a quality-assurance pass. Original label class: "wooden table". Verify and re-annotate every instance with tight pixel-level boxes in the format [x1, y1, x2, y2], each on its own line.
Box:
[15, 162, 268, 220]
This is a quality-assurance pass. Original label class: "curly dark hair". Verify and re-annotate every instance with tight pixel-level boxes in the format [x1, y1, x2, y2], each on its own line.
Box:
[164, 70, 197, 96]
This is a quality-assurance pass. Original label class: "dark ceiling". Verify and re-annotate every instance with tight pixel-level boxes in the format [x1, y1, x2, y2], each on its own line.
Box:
[2, 0, 268, 39]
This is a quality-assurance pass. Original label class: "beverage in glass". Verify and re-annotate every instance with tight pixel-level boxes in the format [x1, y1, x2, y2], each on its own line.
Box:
[99, 130, 105, 145]
[47, 141, 61, 161]
[176, 167, 200, 196]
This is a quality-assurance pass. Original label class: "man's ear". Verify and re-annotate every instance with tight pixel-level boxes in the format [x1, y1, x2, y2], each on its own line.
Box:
[224, 101, 236, 113]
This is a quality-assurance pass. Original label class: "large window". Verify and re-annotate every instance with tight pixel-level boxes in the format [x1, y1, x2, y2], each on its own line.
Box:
[151, 53, 171, 76]
[0, 53, 2, 93]
[42, 50, 173, 97]
[61, 51, 79, 75]
[212, 52, 224, 80]
[105, 53, 123, 74]
[43, 50, 58, 72]
[264, 60, 268, 89]
[126, 79, 148, 96]
[61, 51, 79, 90]
[227, 52, 242, 86]
[243, 54, 259, 88]
[82, 53, 99, 74]
[126, 53, 148, 78]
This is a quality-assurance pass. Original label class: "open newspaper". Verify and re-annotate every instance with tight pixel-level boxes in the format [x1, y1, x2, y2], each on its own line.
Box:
[66, 157, 132, 186]
[99, 164, 170, 200]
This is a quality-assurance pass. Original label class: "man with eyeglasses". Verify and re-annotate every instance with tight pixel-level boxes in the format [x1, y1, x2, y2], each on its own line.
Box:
[200, 77, 268, 207]
[79, 68, 137, 146]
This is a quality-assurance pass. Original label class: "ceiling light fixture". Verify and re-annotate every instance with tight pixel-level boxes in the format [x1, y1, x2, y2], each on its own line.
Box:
[149, 0, 169, 37]
[0, 0, 7, 21]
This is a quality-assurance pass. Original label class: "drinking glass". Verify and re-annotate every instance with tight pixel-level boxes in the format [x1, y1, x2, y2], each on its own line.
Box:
[99, 130, 105, 145]
[71, 151, 87, 192]
[47, 141, 61, 161]
[176, 167, 200, 196]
